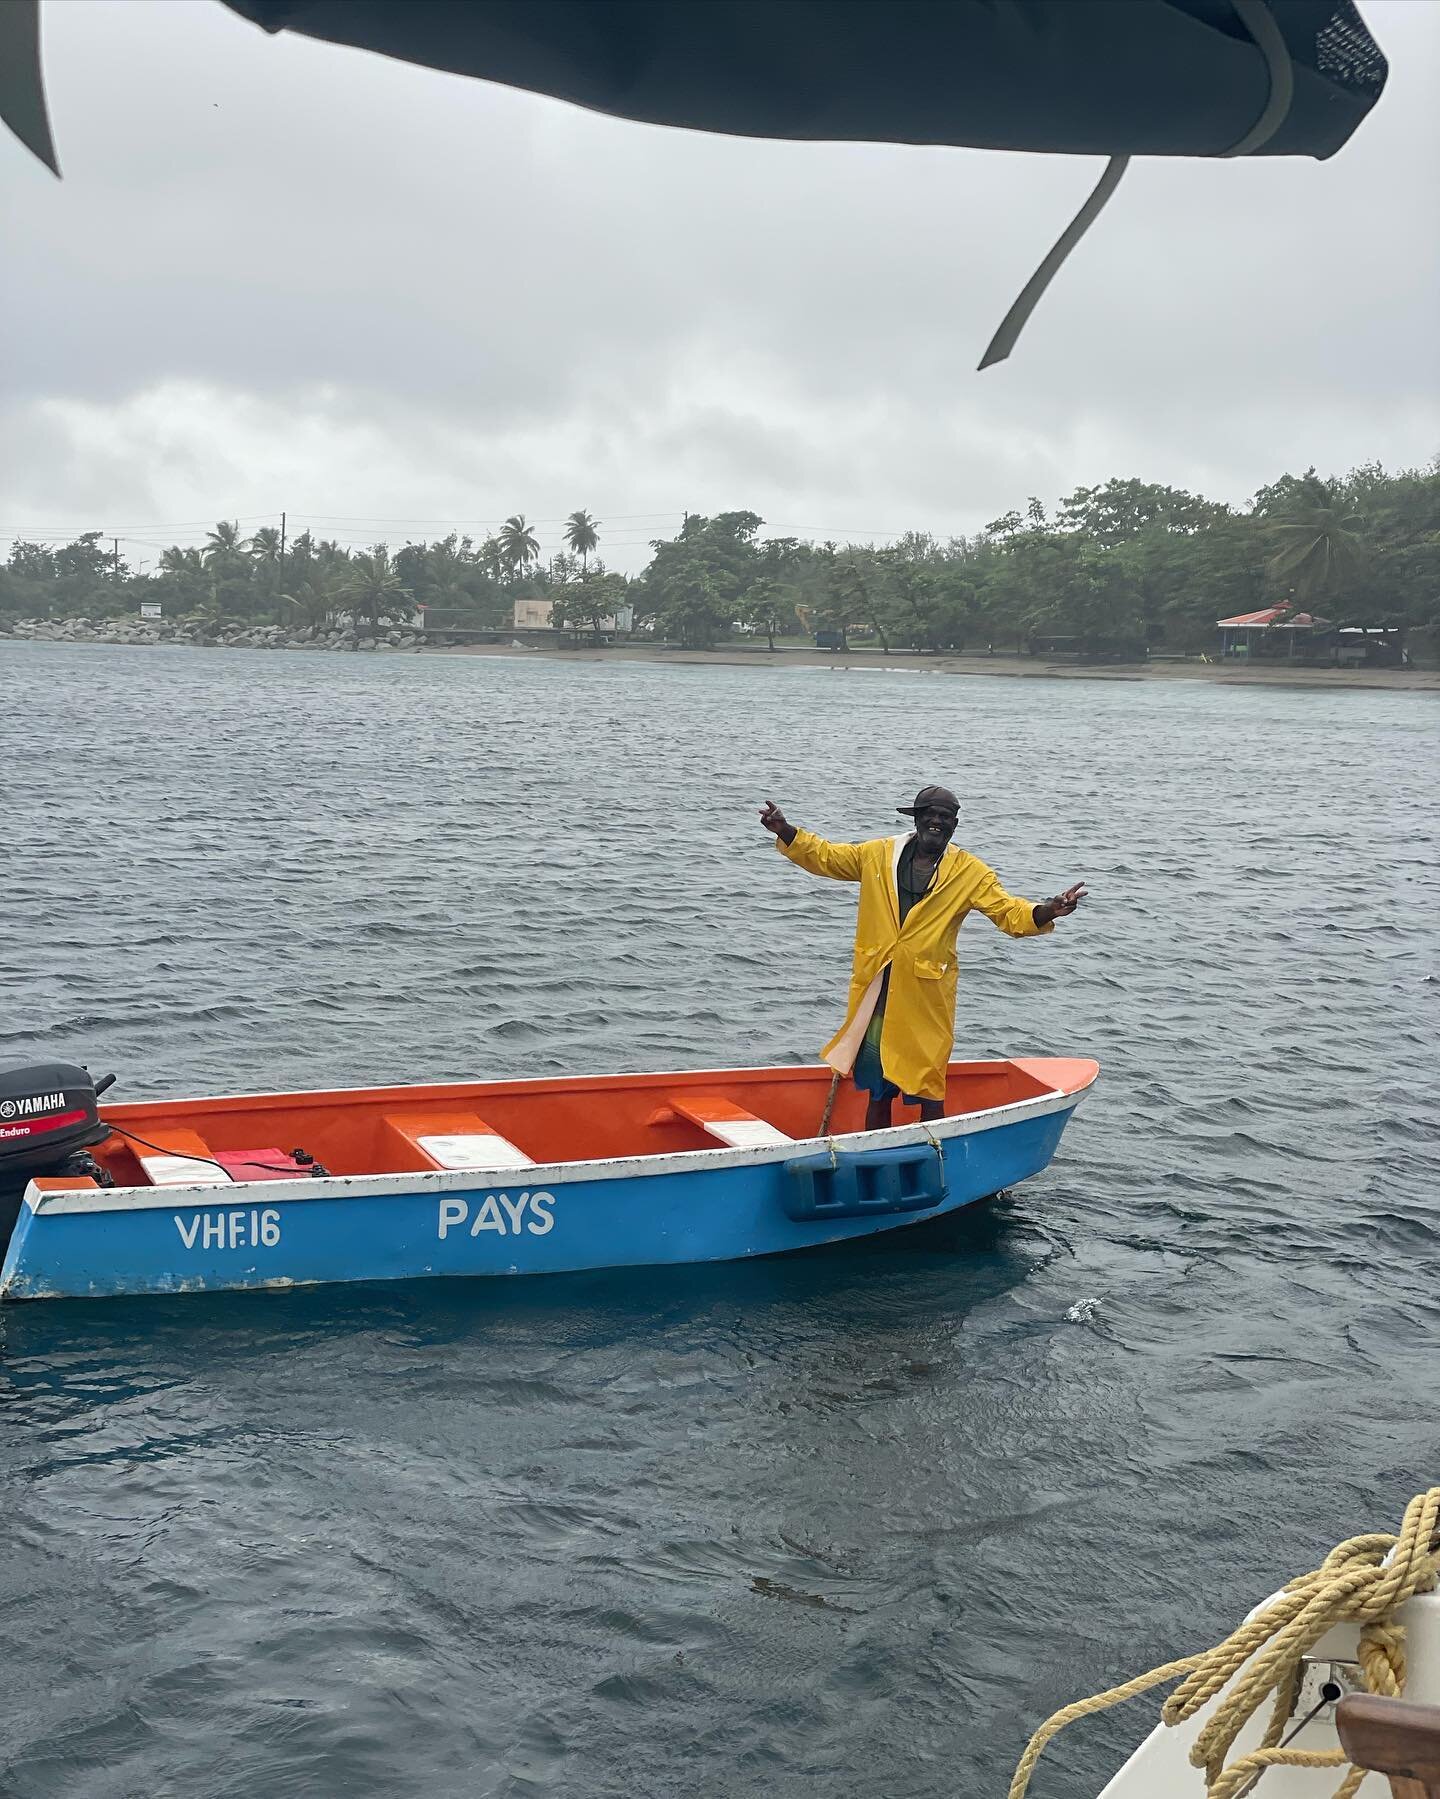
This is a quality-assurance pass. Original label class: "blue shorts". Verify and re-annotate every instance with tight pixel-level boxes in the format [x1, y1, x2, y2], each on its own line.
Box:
[852, 1008, 924, 1106]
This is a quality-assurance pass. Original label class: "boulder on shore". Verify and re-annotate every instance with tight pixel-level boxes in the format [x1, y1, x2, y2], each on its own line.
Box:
[0, 615, 433, 653]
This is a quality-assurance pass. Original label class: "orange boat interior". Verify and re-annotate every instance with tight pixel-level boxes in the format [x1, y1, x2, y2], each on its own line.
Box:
[70, 1058, 1096, 1191]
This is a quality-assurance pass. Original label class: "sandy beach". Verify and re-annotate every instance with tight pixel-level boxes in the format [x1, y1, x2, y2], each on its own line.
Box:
[6, 629, 1434, 690]
[434, 641, 1440, 692]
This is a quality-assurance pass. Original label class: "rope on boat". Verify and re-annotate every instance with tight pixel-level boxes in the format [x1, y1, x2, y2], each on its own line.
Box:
[1006, 1487, 1440, 1799]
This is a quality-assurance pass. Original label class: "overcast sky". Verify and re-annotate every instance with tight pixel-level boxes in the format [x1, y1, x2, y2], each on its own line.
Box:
[2, 0, 1437, 573]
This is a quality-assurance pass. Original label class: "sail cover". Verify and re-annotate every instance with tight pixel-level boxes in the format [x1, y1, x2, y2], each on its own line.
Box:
[218, 0, 1386, 160]
[1, 0, 1389, 363]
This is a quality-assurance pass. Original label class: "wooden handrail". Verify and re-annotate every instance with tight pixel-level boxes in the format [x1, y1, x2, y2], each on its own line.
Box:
[1337, 1695, 1440, 1799]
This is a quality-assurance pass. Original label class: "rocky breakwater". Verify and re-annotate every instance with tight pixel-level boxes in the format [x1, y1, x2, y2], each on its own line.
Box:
[0, 617, 451, 652]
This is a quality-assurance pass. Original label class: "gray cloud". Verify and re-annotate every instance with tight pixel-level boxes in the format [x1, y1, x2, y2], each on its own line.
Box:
[2, 0, 1436, 570]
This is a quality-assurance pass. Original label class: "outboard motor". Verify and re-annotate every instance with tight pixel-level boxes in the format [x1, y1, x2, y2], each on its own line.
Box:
[0, 1062, 114, 1252]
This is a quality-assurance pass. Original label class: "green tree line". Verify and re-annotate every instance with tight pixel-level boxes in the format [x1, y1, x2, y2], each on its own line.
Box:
[4, 463, 1436, 655]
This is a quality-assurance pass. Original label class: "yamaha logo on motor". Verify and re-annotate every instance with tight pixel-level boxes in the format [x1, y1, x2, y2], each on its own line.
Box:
[0, 1092, 66, 1121]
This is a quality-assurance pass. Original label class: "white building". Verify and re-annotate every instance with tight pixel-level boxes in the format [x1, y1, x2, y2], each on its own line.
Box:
[512, 598, 633, 633]
[513, 597, 554, 630]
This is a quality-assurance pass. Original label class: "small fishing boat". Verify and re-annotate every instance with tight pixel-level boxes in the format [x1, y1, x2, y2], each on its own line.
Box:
[0, 1055, 1096, 1302]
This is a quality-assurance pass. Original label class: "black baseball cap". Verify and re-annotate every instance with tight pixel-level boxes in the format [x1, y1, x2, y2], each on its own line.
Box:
[898, 784, 960, 819]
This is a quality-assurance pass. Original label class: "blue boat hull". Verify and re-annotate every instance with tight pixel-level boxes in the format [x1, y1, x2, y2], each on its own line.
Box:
[1, 1103, 1079, 1303]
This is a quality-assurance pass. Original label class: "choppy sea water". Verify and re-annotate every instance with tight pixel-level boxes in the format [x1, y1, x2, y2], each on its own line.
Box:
[0, 641, 1436, 1799]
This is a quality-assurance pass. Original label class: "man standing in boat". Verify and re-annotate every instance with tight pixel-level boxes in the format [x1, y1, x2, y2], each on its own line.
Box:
[759, 786, 1085, 1128]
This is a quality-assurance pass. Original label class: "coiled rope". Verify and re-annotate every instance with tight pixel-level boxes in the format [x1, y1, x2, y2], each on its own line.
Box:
[1008, 1487, 1440, 1799]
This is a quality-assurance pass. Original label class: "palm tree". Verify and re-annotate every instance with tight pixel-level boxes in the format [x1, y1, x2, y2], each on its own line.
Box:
[475, 534, 505, 582]
[280, 574, 340, 632]
[246, 525, 284, 608]
[498, 514, 540, 581]
[1266, 507, 1365, 609]
[342, 547, 411, 632]
[203, 520, 244, 566]
[280, 584, 320, 632]
[200, 520, 249, 597]
[249, 526, 282, 566]
[564, 510, 600, 577]
[156, 544, 207, 612]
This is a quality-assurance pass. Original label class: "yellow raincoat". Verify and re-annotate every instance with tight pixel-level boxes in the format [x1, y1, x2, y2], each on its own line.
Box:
[779, 829, 1052, 1101]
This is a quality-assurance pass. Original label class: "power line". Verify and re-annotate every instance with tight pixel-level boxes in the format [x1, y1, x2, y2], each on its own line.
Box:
[2, 520, 950, 543]
[0, 514, 279, 534]
[1, 533, 185, 552]
[0, 511, 691, 551]
[1, 513, 966, 559]
[281, 509, 687, 525]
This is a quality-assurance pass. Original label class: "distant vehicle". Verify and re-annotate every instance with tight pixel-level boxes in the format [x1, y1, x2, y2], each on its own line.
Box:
[815, 629, 847, 651]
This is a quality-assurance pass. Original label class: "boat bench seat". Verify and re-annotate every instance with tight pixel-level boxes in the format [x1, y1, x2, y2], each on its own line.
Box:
[383, 1110, 536, 1172]
[129, 1126, 230, 1187]
[666, 1096, 793, 1150]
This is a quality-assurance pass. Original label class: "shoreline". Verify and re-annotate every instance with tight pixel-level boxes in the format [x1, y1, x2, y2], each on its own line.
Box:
[4, 628, 1434, 692]
[394, 641, 1440, 692]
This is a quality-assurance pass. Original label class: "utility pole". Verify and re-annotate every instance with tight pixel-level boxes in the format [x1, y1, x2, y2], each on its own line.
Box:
[112, 538, 120, 581]
[278, 510, 287, 588]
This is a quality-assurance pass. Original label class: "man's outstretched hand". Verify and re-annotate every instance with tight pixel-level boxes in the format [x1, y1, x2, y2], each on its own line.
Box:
[1034, 882, 1087, 926]
[759, 800, 797, 845]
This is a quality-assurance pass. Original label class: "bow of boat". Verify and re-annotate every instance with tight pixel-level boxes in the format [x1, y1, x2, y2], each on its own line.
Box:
[1006, 1056, 1100, 1099]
